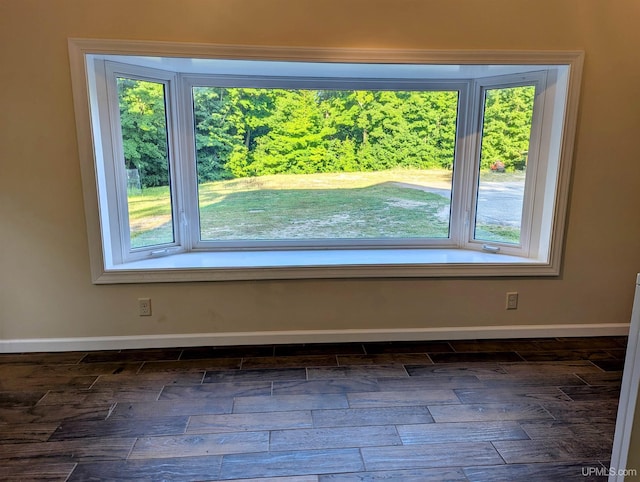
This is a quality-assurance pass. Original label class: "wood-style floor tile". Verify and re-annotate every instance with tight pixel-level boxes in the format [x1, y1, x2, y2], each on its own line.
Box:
[241, 355, 338, 369]
[0, 391, 47, 408]
[430, 352, 524, 363]
[219, 448, 365, 479]
[180, 345, 275, 360]
[449, 339, 541, 352]
[0, 403, 116, 424]
[227, 477, 318, 482]
[231, 477, 318, 482]
[361, 442, 504, 470]
[139, 358, 241, 372]
[92, 370, 205, 388]
[606, 348, 627, 360]
[270, 425, 401, 451]
[337, 353, 431, 365]
[159, 382, 271, 400]
[464, 462, 609, 482]
[272, 378, 379, 395]
[517, 350, 617, 362]
[187, 410, 313, 434]
[428, 402, 553, 423]
[406, 363, 507, 377]
[29, 362, 144, 377]
[540, 400, 619, 423]
[591, 359, 626, 371]
[520, 420, 616, 442]
[68, 456, 223, 481]
[319, 467, 467, 481]
[307, 365, 408, 379]
[0, 437, 135, 462]
[535, 337, 623, 351]
[311, 406, 434, 428]
[233, 394, 349, 413]
[203, 368, 306, 383]
[80, 348, 182, 363]
[37, 387, 162, 405]
[577, 371, 623, 386]
[498, 360, 603, 375]
[274, 343, 365, 356]
[48, 415, 189, 440]
[559, 385, 622, 401]
[129, 432, 269, 459]
[108, 399, 233, 419]
[0, 352, 86, 365]
[454, 386, 572, 403]
[363, 341, 454, 354]
[0, 422, 60, 443]
[0, 336, 624, 480]
[0, 375, 98, 391]
[0, 460, 77, 481]
[476, 373, 589, 388]
[492, 438, 611, 464]
[376, 375, 484, 391]
[347, 389, 458, 408]
[396, 420, 529, 445]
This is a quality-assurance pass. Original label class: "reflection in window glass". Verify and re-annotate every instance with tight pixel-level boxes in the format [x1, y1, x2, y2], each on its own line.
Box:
[475, 85, 535, 244]
[192, 87, 458, 242]
[117, 78, 174, 249]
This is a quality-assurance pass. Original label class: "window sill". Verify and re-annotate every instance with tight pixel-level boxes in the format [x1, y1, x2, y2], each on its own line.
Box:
[95, 248, 556, 283]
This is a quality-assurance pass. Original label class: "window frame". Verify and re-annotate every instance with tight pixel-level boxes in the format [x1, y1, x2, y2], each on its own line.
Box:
[104, 62, 185, 263]
[180, 74, 469, 251]
[465, 71, 549, 257]
[68, 39, 583, 283]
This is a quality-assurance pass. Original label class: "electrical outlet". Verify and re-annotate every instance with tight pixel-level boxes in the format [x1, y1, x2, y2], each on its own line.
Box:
[506, 292, 518, 310]
[138, 298, 152, 316]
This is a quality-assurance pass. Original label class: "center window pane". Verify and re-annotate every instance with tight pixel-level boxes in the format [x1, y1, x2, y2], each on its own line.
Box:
[192, 87, 458, 241]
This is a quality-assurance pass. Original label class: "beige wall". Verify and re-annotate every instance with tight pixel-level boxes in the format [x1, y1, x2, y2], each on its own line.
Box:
[2, 0, 640, 469]
[2, 0, 640, 341]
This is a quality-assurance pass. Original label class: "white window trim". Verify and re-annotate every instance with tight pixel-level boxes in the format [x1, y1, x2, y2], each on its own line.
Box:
[68, 38, 583, 283]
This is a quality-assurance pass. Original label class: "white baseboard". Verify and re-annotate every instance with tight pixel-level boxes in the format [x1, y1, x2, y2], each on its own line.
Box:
[0, 323, 630, 353]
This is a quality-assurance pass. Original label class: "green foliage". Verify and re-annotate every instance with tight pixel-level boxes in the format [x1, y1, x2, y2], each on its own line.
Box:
[480, 86, 534, 171]
[117, 79, 534, 186]
[117, 78, 170, 188]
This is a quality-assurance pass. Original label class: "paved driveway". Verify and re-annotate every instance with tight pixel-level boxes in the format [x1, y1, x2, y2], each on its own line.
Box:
[476, 180, 524, 227]
[404, 179, 525, 227]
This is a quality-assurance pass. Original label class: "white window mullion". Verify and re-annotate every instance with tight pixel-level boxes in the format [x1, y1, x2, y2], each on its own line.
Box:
[448, 81, 472, 248]
[178, 75, 202, 251]
[103, 63, 134, 261]
[452, 80, 482, 249]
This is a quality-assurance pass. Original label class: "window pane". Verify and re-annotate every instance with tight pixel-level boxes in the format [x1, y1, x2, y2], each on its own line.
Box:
[116, 78, 174, 249]
[192, 87, 458, 242]
[474, 85, 535, 244]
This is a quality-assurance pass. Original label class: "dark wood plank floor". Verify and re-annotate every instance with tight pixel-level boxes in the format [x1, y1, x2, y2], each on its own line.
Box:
[0, 336, 627, 481]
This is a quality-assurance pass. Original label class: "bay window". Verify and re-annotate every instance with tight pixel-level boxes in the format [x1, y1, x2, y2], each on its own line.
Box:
[68, 39, 582, 282]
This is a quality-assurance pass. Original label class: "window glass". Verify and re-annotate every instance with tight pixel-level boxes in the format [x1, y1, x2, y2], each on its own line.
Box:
[192, 87, 458, 241]
[474, 85, 535, 244]
[116, 77, 174, 248]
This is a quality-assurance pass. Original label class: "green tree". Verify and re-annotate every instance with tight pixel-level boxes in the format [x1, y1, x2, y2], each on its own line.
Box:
[251, 90, 335, 174]
[192, 86, 245, 182]
[480, 86, 535, 171]
[117, 78, 170, 188]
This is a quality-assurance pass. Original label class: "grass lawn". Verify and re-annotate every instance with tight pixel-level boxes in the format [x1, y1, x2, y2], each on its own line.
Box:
[126, 169, 520, 247]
